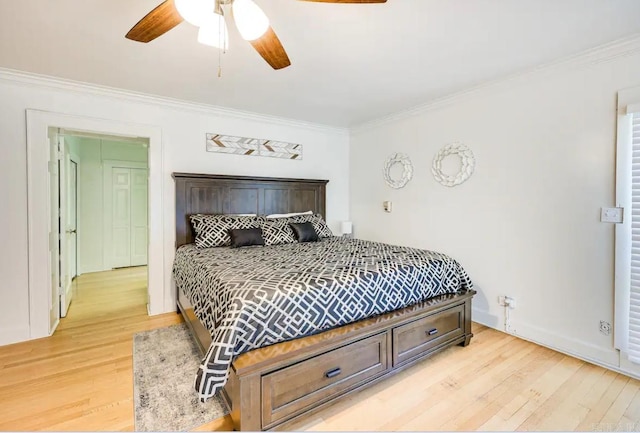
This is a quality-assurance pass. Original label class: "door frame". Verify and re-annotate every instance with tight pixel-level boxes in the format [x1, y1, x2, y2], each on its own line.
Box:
[103, 160, 148, 270]
[68, 155, 79, 280]
[26, 110, 163, 339]
[61, 154, 79, 318]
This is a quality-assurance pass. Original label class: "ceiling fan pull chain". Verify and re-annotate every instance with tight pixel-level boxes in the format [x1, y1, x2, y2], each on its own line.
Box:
[217, 4, 226, 79]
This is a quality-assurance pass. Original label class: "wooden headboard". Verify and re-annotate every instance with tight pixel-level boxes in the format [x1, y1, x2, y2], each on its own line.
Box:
[173, 173, 329, 248]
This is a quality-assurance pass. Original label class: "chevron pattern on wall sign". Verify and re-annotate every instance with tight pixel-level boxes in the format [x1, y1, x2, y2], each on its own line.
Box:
[205, 133, 303, 160]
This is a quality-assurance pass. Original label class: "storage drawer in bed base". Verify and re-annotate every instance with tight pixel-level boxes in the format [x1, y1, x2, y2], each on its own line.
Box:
[216, 290, 476, 431]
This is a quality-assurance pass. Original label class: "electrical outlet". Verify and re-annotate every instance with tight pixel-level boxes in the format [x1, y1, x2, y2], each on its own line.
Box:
[499, 296, 516, 308]
[599, 320, 611, 335]
[601, 207, 623, 223]
[504, 296, 516, 309]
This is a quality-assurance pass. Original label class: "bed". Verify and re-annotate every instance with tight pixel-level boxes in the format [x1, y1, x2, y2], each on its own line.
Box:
[172, 172, 476, 431]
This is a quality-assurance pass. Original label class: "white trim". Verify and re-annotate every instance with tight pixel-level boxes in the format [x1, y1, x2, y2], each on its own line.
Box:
[0, 325, 31, 346]
[482, 322, 638, 382]
[474, 310, 628, 378]
[1, 36, 638, 135]
[102, 160, 147, 168]
[0, 68, 347, 135]
[614, 102, 635, 352]
[352, 33, 640, 133]
[509, 320, 620, 366]
[619, 353, 640, 381]
[472, 307, 501, 329]
[26, 110, 164, 340]
[619, 86, 640, 113]
[614, 86, 640, 356]
[627, 102, 640, 115]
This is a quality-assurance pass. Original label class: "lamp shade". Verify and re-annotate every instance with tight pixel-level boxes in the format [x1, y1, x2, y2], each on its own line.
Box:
[341, 221, 353, 235]
[175, 0, 212, 27]
[198, 13, 229, 50]
[233, 0, 269, 41]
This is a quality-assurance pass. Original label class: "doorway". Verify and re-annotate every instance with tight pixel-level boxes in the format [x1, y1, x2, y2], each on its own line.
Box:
[26, 110, 163, 340]
[54, 129, 149, 324]
[49, 128, 150, 328]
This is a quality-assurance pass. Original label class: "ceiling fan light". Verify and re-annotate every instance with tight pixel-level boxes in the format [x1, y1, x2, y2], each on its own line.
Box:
[233, 0, 270, 41]
[174, 0, 213, 27]
[198, 13, 229, 50]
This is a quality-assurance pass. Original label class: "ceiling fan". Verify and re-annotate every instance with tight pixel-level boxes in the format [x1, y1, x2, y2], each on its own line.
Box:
[126, 0, 387, 70]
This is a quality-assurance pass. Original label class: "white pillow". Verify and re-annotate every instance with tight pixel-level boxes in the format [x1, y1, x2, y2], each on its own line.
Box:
[266, 210, 313, 219]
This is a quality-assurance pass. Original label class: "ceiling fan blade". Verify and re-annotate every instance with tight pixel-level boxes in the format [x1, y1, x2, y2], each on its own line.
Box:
[126, 0, 184, 43]
[249, 27, 291, 70]
[298, 0, 387, 3]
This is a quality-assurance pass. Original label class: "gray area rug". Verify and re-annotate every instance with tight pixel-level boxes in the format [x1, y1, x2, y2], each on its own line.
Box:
[133, 323, 229, 431]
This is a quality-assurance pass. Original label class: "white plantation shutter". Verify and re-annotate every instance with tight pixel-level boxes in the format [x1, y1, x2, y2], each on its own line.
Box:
[628, 112, 640, 363]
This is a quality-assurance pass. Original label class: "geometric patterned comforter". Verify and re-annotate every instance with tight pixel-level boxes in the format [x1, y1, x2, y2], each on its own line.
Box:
[172, 237, 474, 401]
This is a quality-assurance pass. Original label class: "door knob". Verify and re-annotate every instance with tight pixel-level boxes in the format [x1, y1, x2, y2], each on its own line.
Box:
[66, 229, 77, 234]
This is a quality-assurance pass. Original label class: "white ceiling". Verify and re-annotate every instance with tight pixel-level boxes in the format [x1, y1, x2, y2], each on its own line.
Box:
[1, 0, 639, 127]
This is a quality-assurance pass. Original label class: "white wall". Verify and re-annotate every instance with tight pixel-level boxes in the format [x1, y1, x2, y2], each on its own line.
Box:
[71, 137, 148, 274]
[0, 71, 349, 346]
[350, 49, 640, 371]
[78, 138, 102, 273]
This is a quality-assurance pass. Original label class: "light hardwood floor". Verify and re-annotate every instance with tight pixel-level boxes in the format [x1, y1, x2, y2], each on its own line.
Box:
[1, 268, 639, 431]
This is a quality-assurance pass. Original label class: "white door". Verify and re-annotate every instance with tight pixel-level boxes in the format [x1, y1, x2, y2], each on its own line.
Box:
[48, 132, 61, 331]
[107, 165, 148, 268]
[68, 160, 78, 279]
[130, 168, 148, 266]
[60, 157, 77, 318]
[111, 167, 133, 268]
[57, 137, 70, 318]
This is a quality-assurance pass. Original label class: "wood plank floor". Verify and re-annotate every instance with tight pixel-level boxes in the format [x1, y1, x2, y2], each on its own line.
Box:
[1, 268, 640, 431]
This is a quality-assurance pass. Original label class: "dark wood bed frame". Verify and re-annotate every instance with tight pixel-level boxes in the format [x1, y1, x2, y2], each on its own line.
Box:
[173, 172, 475, 431]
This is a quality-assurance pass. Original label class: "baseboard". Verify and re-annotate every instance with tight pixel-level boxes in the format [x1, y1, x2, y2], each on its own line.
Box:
[80, 267, 111, 274]
[0, 324, 31, 346]
[472, 307, 501, 329]
[472, 306, 620, 368]
[509, 320, 620, 366]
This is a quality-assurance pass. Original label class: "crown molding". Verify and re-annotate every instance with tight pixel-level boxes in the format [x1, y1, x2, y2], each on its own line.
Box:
[0, 67, 349, 136]
[351, 33, 640, 134]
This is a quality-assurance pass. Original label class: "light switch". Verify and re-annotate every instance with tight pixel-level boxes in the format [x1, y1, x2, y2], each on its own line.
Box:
[383, 201, 392, 213]
[601, 207, 623, 223]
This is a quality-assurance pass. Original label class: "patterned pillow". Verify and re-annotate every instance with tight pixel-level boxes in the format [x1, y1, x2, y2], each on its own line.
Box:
[190, 214, 264, 248]
[288, 213, 333, 238]
[261, 218, 297, 246]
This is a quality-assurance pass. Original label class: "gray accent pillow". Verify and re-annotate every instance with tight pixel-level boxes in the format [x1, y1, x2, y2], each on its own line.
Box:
[288, 213, 333, 238]
[290, 222, 319, 243]
[229, 228, 265, 248]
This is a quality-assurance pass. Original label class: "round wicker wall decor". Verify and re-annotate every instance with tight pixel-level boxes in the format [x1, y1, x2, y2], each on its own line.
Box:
[431, 142, 475, 187]
[383, 153, 413, 189]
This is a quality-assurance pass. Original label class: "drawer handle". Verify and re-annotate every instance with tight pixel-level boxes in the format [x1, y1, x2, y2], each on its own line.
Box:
[325, 368, 342, 379]
[427, 328, 438, 336]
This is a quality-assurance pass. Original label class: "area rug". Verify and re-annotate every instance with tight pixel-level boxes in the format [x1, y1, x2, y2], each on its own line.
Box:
[133, 323, 229, 432]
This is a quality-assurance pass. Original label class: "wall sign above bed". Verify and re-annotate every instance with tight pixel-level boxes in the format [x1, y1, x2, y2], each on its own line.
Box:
[206, 133, 302, 160]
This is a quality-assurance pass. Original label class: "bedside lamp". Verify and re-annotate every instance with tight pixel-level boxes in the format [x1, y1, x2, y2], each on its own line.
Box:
[341, 221, 353, 238]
